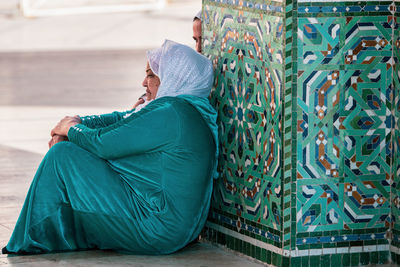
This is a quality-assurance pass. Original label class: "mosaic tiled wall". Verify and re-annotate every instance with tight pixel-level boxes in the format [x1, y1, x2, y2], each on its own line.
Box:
[202, 0, 285, 262]
[202, 0, 399, 266]
[392, 0, 400, 264]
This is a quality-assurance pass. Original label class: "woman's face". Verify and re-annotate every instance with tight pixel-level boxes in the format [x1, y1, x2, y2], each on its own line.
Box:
[142, 62, 160, 101]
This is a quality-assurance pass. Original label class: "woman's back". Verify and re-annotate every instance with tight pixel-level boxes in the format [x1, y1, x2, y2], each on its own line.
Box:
[160, 97, 216, 233]
[102, 96, 216, 253]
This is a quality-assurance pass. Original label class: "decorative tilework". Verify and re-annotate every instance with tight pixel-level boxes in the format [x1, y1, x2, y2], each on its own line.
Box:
[208, 209, 281, 243]
[296, 232, 386, 245]
[203, 0, 284, 250]
[298, 3, 395, 16]
[296, 13, 392, 235]
[203, 0, 399, 266]
[391, 1, 400, 262]
[282, 0, 297, 251]
[208, 0, 284, 13]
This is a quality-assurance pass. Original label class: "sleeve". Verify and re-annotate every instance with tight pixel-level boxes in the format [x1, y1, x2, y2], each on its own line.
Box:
[79, 110, 134, 129]
[68, 102, 181, 160]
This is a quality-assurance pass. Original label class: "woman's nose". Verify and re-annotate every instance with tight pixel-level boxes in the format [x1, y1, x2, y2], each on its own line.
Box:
[196, 42, 202, 53]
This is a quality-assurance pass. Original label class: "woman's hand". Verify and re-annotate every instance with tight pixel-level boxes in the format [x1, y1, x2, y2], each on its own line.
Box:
[132, 98, 145, 109]
[48, 135, 69, 149]
[51, 116, 81, 137]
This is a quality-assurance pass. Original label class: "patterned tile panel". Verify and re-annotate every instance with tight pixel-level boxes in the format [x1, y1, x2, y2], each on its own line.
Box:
[282, 0, 297, 250]
[203, 0, 399, 265]
[297, 2, 395, 16]
[296, 14, 393, 234]
[207, 0, 284, 13]
[203, 0, 284, 248]
[392, 1, 400, 237]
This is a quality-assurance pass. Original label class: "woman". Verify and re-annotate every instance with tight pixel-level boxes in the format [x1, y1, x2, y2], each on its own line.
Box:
[2, 40, 218, 255]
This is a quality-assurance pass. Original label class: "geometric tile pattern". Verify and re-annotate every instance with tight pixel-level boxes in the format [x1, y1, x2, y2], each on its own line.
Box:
[203, 0, 284, 242]
[208, 210, 281, 243]
[208, 0, 284, 13]
[393, 2, 400, 260]
[296, 15, 393, 233]
[202, 0, 399, 265]
[283, 0, 297, 250]
[298, 3, 397, 15]
[296, 231, 386, 245]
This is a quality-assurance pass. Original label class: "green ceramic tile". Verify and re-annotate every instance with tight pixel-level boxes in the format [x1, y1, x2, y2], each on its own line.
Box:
[260, 248, 267, 263]
[342, 253, 350, 267]
[370, 251, 379, 264]
[291, 257, 301, 267]
[378, 251, 389, 264]
[272, 252, 278, 266]
[309, 256, 320, 267]
[390, 252, 396, 264]
[331, 253, 341, 267]
[255, 247, 261, 261]
[321, 255, 330, 266]
[250, 244, 256, 259]
[360, 252, 370, 266]
[350, 253, 359, 267]
[282, 256, 289, 267]
[309, 244, 322, 249]
[267, 250, 272, 264]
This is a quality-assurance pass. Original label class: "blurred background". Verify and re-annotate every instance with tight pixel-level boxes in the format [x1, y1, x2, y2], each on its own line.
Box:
[0, 0, 200, 155]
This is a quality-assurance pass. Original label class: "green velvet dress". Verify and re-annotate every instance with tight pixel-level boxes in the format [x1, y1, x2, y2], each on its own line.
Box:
[2, 95, 218, 255]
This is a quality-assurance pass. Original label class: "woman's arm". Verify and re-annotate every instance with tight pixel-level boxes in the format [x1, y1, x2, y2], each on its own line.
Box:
[79, 110, 134, 129]
[66, 101, 180, 160]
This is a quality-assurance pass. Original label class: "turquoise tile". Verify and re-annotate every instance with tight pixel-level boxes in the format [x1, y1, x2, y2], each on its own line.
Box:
[203, 0, 399, 264]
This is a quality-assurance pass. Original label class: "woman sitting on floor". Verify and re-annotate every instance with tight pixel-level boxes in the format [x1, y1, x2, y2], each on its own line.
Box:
[2, 40, 218, 255]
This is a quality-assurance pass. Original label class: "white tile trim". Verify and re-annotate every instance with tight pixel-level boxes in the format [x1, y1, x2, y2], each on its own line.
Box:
[363, 245, 377, 252]
[206, 222, 387, 257]
[206, 221, 284, 255]
[390, 245, 400, 254]
[349, 246, 363, 253]
[337, 247, 349, 254]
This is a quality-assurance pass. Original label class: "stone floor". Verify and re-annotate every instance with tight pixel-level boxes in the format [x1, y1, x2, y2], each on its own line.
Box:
[0, 243, 265, 267]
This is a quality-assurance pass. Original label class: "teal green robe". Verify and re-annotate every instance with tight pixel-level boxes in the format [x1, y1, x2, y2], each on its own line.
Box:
[2, 95, 218, 255]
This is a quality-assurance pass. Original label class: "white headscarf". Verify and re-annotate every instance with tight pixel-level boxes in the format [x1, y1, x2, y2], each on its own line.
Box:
[146, 40, 214, 99]
[194, 10, 202, 21]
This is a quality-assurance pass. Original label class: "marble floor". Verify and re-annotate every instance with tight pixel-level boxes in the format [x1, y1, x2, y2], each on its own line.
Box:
[0, 243, 264, 266]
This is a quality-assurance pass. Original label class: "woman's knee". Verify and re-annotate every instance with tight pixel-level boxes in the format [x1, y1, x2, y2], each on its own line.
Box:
[49, 141, 76, 152]
[44, 142, 89, 165]
[47, 142, 84, 157]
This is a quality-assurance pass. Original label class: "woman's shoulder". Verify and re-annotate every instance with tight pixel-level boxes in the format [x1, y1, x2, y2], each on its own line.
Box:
[141, 96, 216, 120]
[133, 97, 186, 119]
[148, 96, 194, 110]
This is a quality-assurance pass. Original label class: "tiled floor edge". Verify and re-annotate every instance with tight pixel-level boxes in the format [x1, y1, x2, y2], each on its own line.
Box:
[199, 238, 276, 266]
[206, 221, 391, 257]
[390, 244, 400, 254]
[391, 245, 400, 263]
[206, 221, 285, 255]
